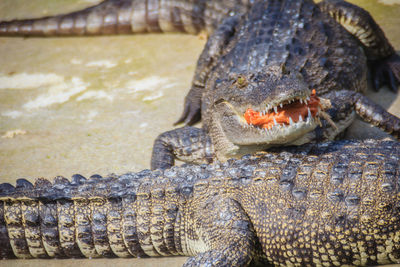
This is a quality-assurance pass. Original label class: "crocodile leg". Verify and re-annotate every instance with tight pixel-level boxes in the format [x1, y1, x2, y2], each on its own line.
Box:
[318, 0, 400, 91]
[175, 15, 241, 126]
[183, 198, 256, 267]
[151, 126, 214, 170]
[326, 90, 400, 139]
[0, 0, 252, 37]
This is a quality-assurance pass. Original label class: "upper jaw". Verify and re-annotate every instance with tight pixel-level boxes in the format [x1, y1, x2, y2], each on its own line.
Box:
[237, 90, 312, 116]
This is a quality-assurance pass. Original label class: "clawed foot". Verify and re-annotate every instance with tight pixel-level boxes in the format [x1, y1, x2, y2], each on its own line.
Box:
[174, 99, 201, 126]
[370, 53, 400, 92]
[174, 88, 202, 126]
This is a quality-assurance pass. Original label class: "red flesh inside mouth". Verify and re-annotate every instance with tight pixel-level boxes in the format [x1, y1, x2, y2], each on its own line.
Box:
[244, 89, 320, 129]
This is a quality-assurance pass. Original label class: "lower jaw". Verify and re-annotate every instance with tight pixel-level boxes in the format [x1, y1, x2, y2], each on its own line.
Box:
[229, 119, 319, 146]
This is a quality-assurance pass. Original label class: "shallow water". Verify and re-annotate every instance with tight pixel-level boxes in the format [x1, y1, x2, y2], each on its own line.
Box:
[0, 0, 399, 266]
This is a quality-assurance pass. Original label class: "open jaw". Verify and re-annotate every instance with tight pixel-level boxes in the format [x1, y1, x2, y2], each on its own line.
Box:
[244, 89, 321, 130]
[218, 89, 330, 147]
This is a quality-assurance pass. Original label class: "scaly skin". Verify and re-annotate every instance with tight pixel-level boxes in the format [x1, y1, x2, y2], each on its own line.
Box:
[152, 0, 400, 169]
[1, 139, 400, 266]
[0, 0, 252, 36]
[0, 0, 399, 169]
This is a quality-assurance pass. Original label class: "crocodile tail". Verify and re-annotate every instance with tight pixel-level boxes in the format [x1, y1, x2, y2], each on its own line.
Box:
[0, 0, 252, 37]
[0, 174, 151, 259]
[0, 0, 206, 36]
[0, 169, 193, 259]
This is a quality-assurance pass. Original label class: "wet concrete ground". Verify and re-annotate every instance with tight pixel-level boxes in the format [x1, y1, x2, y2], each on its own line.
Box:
[0, 0, 399, 266]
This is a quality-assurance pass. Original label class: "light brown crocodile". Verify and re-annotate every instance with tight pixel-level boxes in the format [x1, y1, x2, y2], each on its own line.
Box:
[0, 139, 399, 266]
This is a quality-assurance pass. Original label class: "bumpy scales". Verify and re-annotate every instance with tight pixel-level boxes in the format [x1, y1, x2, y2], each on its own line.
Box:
[1, 140, 400, 266]
[0, 0, 399, 169]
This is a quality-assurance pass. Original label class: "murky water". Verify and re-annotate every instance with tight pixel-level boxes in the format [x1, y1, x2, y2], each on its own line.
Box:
[0, 0, 399, 266]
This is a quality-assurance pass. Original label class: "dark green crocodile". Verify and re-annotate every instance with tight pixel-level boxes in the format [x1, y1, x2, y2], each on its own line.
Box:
[1, 0, 400, 170]
[0, 139, 399, 266]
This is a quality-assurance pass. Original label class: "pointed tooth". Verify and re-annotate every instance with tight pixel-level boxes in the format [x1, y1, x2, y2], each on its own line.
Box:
[259, 112, 262, 116]
[307, 112, 313, 123]
[273, 117, 277, 126]
[299, 115, 303, 122]
[289, 117, 294, 125]
[299, 99, 303, 104]
[280, 103, 283, 109]
[274, 106, 278, 114]
[308, 108, 312, 118]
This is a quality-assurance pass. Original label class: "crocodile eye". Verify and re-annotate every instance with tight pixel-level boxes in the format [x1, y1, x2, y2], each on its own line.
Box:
[236, 75, 248, 88]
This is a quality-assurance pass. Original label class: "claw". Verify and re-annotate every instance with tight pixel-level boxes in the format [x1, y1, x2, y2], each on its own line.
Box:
[371, 53, 400, 92]
[373, 74, 382, 91]
[175, 105, 190, 125]
[174, 94, 202, 126]
[174, 108, 201, 126]
[388, 69, 398, 92]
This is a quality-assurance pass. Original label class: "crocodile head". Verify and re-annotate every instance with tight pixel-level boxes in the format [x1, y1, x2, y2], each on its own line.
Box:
[205, 66, 332, 159]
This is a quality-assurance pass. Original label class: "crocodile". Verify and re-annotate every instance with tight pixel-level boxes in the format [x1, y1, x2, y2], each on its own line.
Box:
[1, 0, 400, 170]
[1, 139, 400, 266]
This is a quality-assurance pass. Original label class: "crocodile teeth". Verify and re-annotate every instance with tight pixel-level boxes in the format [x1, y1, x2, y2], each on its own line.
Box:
[307, 108, 312, 118]
[299, 99, 303, 104]
[299, 115, 303, 122]
[274, 106, 278, 114]
[289, 117, 294, 125]
[273, 117, 278, 126]
[280, 103, 283, 109]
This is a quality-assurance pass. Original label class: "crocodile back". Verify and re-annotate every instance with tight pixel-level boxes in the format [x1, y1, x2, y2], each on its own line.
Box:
[240, 140, 400, 266]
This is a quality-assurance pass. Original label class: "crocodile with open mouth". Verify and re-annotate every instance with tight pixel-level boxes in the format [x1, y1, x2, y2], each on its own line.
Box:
[1, 0, 400, 170]
[151, 0, 400, 169]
